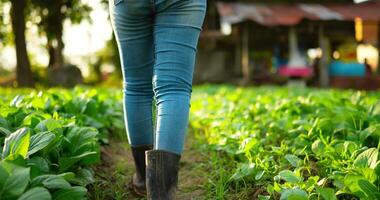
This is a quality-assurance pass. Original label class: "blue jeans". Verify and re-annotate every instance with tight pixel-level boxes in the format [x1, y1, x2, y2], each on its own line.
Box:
[109, 0, 206, 155]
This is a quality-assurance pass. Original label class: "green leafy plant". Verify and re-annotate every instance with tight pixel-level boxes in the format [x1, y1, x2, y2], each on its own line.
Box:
[190, 85, 380, 199]
[0, 87, 124, 199]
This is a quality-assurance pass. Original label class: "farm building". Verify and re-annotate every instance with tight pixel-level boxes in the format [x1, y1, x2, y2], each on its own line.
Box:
[194, 0, 380, 90]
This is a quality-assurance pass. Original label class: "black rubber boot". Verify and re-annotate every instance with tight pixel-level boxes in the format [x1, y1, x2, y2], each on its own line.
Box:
[146, 150, 181, 200]
[129, 144, 153, 196]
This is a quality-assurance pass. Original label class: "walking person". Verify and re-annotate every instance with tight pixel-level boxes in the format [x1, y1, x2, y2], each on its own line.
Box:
[109, 0, 206, 199]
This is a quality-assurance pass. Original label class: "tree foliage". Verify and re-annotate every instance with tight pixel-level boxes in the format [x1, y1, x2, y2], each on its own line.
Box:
[30, 0, 92, 68]
[0, 1, 12, 46]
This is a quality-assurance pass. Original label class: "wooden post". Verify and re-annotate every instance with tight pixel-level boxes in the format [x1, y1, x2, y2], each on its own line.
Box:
[235, 27, 242, 76]
[242, 23, 250, 84]
[318, 24, 330, 88]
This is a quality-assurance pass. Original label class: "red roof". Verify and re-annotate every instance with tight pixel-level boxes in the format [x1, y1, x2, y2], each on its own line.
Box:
[217, 1, 380, 26]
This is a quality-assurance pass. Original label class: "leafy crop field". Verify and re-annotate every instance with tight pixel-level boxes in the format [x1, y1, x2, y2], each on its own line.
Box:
[0, 88, 124, 200]
[0, 85, 379, 200]
[191, 85, 380, 200]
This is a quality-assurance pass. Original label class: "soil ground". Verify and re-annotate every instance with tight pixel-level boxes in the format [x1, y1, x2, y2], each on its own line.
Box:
[88, 132, 208, 200]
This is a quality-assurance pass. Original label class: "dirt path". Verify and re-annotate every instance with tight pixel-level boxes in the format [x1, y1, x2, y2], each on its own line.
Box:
[89, 132, 208, 200]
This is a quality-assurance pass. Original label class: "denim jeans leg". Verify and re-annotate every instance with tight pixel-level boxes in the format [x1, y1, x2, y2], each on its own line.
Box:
[109, 0, 155, 146]
[152, 0, 207, 154]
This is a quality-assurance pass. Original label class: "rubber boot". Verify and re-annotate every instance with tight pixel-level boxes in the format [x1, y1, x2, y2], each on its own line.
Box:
[146, 150, 181, 200]
[129, 144, 153, 196]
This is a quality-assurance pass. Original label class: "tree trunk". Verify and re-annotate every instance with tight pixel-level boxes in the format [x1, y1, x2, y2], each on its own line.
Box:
[47, 36, 64, 69]
[11, 0, 35, 87]
[47, 0, 65, 69]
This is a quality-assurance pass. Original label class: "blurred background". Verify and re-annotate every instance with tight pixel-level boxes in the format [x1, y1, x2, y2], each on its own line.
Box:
[0, 0, 379, 90]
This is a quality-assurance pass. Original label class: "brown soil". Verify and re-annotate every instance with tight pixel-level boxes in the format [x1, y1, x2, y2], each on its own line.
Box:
[88, 132, 208, 200]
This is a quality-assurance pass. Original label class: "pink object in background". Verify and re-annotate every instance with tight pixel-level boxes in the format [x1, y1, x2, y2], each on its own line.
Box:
[279, 66, 313, 78]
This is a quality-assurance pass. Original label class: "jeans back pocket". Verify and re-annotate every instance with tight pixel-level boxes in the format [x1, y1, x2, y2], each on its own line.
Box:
[114, 0, 123, 6]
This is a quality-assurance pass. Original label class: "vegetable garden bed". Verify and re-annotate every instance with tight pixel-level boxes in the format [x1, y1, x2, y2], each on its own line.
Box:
[0, 87, 124, 200]
[0, 85, 379, 199]
[191, 85, 380, 200]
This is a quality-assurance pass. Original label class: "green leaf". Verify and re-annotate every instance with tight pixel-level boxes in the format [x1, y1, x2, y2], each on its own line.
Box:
[358, 130, 372, 143]
[10, 95, 24, 107]
[343, 174, 364, 195]
[17, 187, 51, 200]
[285, 154, 302, 167]
[255, 170, 265, 180]
[52, 186, 87, 200]
[30, 96, 46, 109]
[0, 164, 10, 189]
[22, 113, 44, 128]
[31, 174, 71, 189]
[58, 172, 76, 182]
[71, 168, 94, 186]
[64, 127, 98, 155]
[35, 119, 61, 132]
[280, 188, 308, 200]
[305, 176, 319, 190]
[0, 117, 11, 130]
[274, 182, 282, 192]
[229, 163, 255, 181]
[354, 148, 378, 169]
[278, 170, 303, 183]
[2, 128, 31, 160]
[27, 157, 50, 178]
[311, 139, 325, 156]
[358, 168, 377, 183]
[83, 99, 98, 116]
[2, 167, 30, 198]
[0, 127, 11, 136]
[357, 179, 380, 199]
[27, 132, 56, 157]
[316, 186, 337, 200]
[258, 195, 270, 200]
[59, 151, 97, 172]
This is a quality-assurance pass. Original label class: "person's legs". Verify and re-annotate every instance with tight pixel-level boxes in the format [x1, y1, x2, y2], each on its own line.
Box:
[145, 1, 206, 199]
[109, 0, 155, 147]
[153, 0, 207, 155]
[109, 0, 155, 195]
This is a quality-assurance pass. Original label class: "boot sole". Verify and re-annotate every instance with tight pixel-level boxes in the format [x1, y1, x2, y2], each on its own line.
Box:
[128, 179, 146, 197]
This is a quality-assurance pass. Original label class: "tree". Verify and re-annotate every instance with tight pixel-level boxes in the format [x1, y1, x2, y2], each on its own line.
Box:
[10, 0, 35, 87]
[0, 1, 9, 45]
[31, 0, 91, 68]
